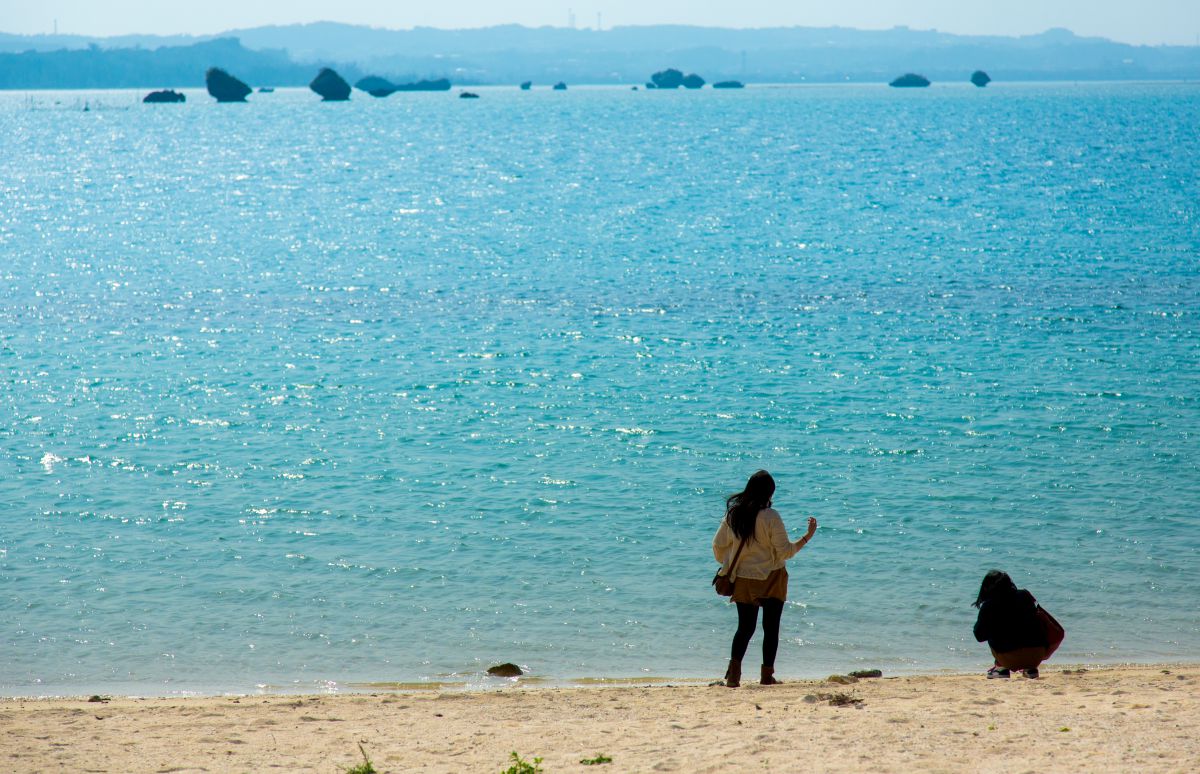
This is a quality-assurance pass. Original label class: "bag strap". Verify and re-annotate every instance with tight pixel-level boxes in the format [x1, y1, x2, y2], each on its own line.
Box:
[725, 532, 750, 578]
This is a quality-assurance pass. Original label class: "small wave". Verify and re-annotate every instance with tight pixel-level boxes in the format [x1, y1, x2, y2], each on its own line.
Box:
[187, 418, 231, 428]
[40, 452, 65, 473]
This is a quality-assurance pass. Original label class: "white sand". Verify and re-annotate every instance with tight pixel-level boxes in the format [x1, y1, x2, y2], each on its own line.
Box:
[2, 665, 1197, 773]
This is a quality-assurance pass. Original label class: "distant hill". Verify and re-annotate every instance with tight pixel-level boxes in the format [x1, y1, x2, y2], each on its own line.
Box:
[0, 38, 329, 90]
[1, 23, 1198, 89]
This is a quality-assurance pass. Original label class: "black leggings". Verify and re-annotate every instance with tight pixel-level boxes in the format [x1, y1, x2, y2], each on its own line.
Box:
[730, 599, 784, 667]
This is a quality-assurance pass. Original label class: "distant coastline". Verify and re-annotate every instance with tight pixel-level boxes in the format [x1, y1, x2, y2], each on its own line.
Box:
[1, 23, 1198, 89]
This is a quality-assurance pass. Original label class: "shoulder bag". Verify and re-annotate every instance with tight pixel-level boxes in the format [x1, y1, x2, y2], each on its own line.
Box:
[712, 533, 750, 597]
[1036, 602, 1066, 657]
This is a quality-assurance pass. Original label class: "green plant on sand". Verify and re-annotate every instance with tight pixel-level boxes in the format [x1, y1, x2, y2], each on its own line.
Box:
[344, 743, 378, 774]
[581, 752, 614, 765]
[501, 751, 544, 774]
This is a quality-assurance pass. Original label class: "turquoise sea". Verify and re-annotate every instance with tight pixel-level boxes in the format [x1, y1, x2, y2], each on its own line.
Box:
[1, 83, 1197, 696]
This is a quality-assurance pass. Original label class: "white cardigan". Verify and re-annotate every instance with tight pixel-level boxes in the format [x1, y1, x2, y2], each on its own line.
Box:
[712, 508, 802, 580]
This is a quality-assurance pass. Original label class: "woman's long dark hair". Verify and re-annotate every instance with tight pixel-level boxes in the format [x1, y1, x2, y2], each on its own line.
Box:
[725, 470, 776, 541]
[974, 569, 1017, 608]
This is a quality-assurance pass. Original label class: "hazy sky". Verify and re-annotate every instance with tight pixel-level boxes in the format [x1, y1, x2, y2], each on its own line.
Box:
[6, 0, 1200, 46]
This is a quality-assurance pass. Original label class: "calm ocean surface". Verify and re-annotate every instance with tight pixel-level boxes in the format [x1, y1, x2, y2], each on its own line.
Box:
[1, 83, 1197, 696]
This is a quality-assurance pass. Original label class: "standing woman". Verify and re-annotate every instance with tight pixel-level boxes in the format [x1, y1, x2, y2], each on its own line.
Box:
[713, 470, 817, 687]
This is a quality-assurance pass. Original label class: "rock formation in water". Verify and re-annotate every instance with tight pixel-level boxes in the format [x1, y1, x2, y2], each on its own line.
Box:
[355, 75, 396, 97]
[459, 91, 480, 99]
[143, 89, 185, 103]
[310, 68, 351, 101]
[647, 69, 706, 89]
[649, 68, 685, 89]
[889, 73, 931, 88]
[393, 78, 452, 92]
[355, 76, 452, 95]
[520, 81, 532, 90]
[553, 81, 567, 90]
[487, 663, 523, 677]
[712, 80, 745, 89]
[971, 70, 992, 87]
[205, 67, 251, 102]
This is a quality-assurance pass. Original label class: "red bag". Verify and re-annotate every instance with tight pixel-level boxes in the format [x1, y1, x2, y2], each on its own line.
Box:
[1037, 605, 1065, 657]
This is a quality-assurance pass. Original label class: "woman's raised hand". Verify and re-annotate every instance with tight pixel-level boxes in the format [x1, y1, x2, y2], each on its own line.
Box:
[795, 517, 818, 550]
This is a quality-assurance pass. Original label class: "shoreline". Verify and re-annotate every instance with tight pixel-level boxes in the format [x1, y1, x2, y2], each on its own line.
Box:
[4, 657, 1199, 700]
[3, 664, 1197, 773]
[4, 658, 1200, 700]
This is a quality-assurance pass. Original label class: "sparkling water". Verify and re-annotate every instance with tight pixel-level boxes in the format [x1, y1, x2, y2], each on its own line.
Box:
[1, 83, 1198, 695]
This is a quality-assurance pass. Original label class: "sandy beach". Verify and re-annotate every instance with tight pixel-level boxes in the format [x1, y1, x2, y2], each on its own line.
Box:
[1, 664, 1196, 773]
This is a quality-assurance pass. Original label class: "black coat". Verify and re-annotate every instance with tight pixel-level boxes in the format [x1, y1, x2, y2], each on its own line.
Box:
[973, 588, 1047, 653]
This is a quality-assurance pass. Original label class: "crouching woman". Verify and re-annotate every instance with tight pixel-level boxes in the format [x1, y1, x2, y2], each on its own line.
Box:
[972, 570, 1049, 679]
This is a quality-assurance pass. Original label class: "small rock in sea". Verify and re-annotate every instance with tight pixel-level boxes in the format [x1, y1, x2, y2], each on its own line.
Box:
[487, 662, 523, 677]
[459, 91, 480, 99]
[712, 80, 745, 89]
[970, 70, 992, 87]
[553, 82, 567, 91]
[310, 67, 351, 101]
[827, 674, 858, 684]
[205, 67, 251, 102]
[143, 89, 185, 104]
[889, 73, 931, 88]
[849, 669, 883, 678]
[681, 73, 706, 89]
[520, 81, 532, 90]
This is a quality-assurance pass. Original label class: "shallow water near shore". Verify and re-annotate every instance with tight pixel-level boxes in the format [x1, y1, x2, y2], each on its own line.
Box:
[1, 83, 1198, 696]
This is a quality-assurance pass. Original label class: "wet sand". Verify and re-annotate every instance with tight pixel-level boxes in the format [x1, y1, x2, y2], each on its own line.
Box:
[2, 664, 1196, 773]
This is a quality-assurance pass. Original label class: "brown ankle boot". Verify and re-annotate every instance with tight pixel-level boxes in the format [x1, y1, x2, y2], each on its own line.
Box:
[760, 666, 780, 685]
[724, 660, 742, 688]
